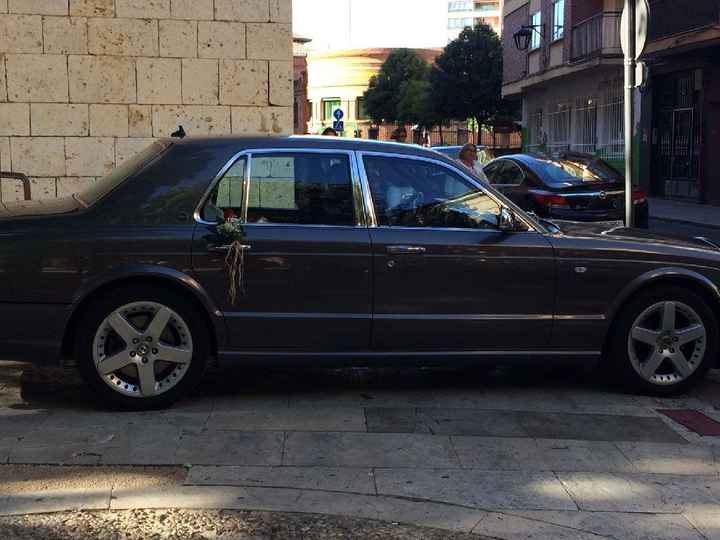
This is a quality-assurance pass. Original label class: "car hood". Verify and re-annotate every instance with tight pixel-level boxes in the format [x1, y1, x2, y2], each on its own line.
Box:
[0, 196, 82, 219]
[556, 221, 720, 252]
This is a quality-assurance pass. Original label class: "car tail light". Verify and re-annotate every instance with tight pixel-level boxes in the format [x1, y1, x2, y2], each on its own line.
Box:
[632, 188, 647, 204]
[531, 191, 568, 208]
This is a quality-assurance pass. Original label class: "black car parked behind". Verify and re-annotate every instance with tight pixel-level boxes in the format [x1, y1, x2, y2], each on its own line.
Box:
[483, 153, 650, 228]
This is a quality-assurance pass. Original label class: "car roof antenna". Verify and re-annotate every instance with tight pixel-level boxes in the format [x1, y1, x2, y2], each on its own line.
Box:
[171, 125, 186, 139]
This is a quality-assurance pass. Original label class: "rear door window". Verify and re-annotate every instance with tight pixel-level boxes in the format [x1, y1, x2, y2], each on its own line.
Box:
[247, 153, 356, 226]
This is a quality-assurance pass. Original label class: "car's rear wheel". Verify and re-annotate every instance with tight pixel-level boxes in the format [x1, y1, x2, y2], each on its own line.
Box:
[609, 286, 718, 395]
[75, 285, 209, 410]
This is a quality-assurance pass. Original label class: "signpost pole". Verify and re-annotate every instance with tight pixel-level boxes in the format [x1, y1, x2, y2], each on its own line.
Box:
[624, 0, 636, 227]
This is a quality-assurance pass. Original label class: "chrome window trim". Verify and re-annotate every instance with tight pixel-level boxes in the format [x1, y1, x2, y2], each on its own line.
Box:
[529, 188, 625, 198]
[355, 150, 542, 233]
[193, 148, 369, 228]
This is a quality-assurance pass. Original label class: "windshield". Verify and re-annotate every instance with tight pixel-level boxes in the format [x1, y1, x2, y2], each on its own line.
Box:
[74, 141, 171, 207]
[526, 156, 620, 184]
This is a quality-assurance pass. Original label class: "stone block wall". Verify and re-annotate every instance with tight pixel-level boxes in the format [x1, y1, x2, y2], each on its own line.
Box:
[0, 0, 293, 202]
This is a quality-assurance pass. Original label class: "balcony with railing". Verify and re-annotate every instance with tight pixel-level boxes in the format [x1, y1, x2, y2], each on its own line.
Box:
[571, 12, 622, 61]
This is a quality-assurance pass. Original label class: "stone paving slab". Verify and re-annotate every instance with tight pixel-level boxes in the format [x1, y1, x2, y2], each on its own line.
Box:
[521, 411, 688, 443]
[472, 512, 604, 540]
[283, 432, 460, 468]
[109, 485, 489, 533]
[366, 408, 687, 443]
[175, 430, 285, 466]
[8, 428, 123, 465]
[557, 472, 720, 513]
[39, 410, 211, 430]
[616, 442, 719, 475]
[374, 469, 577, 511]
[0, 488, 111, 516]
[509, 510, 706, 540]
[100, 424, 183, 465]
[684, 511, 720, 540]
[451, 437, 635, 473]
[186, 466, 376, 494]
[206, 407, 366, 432]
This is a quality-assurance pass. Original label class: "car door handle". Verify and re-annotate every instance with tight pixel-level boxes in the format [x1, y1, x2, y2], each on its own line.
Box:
[208, 244, 252, 253]
[386, 245, 426, 255]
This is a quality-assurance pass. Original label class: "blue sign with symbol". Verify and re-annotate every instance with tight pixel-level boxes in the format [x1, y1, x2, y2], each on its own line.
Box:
[333, 108, 344, 121]
[333, 120, 344, 132]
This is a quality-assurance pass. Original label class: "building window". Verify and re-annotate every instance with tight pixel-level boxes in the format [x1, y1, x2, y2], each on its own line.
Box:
[307, 100, 313, 120]
[548, 103, 571, 156]
[528, 109, 544, 151]
[530, 12, 541, 49]
[448, 1, 472, 12]
[448, 17, 474, 28]
[476, 3, 498, 13]
[552, 0, 565, 40]
[322, 99, 341, 121]
[573, 97, 598, 154]
[598, 79, 624, 160]
[356, 97, 368, 120]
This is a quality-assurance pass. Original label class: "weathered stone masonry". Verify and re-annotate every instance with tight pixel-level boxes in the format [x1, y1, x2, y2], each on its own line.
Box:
[0, 0, 293, 201]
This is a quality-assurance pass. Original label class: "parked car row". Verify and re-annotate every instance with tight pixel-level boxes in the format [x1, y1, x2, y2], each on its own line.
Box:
[1, 136, 718, 410]
[432, 147, 649, 228]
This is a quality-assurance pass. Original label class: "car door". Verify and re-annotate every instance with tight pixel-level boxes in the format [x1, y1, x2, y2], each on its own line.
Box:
[360, 152, 556, 351]
[192, 149, 372, 351]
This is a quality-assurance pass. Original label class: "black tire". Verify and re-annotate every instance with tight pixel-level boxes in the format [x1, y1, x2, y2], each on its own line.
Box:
[608, 285, 719, 396]
[74, 284, 210, 410]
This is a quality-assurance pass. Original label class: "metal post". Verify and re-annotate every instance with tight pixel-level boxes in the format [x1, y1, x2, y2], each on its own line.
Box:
[624, 0, 636, 227]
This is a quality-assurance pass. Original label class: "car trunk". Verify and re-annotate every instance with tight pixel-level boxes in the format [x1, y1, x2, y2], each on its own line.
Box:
[547, 180, 625, 213]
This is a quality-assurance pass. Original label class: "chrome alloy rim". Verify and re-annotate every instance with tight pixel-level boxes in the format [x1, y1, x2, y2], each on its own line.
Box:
[92, 302, 193, 398]
[628, 301, 706, 386]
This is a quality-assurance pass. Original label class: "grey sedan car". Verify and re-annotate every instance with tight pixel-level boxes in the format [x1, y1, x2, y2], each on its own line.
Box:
[0, 136, 718, 409]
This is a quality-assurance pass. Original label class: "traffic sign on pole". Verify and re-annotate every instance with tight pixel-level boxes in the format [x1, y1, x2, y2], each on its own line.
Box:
[621, 0, 649, 61]
[333, 108, 344, 121]
[333, 120, 344, 132]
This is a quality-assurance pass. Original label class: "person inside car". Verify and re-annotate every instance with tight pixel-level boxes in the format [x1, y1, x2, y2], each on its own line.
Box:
[458, 143, 489, 185]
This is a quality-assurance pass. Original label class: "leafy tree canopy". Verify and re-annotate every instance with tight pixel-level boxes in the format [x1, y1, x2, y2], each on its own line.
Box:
[431, 23, 503, 129]
[363, 49, 430, 124]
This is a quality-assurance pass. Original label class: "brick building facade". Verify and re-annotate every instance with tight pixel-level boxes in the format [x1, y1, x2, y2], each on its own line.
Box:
[0, 0, 293, 202]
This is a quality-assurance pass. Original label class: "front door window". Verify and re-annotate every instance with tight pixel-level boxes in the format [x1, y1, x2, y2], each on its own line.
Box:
[362, 155, 503, 230]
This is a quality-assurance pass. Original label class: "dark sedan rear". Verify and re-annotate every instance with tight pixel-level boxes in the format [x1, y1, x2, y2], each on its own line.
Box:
[483, 153, 649, 228]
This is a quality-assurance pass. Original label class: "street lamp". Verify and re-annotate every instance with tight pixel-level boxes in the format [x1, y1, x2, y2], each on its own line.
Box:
[512, 25, 544, 51]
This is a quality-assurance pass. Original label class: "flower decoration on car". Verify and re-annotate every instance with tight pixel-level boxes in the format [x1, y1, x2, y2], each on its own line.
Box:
[216, 217, 246, 305]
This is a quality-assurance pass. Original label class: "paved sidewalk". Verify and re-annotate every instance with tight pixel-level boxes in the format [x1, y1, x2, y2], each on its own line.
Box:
[2, 362, 720, 539]
[650, 197, 720, 228]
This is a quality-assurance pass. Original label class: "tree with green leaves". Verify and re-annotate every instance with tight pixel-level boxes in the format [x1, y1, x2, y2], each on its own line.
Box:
[363, 49, 430, 124]
[396, 79, 443, 130]
[431, 23, 504, 140]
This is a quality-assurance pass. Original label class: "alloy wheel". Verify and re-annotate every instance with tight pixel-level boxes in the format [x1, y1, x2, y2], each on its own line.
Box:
[627, 300, 706, 386]
[92, 301, 193, 398]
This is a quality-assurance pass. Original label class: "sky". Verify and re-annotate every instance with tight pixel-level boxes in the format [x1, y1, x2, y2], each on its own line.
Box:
[292, 0, 448, 52]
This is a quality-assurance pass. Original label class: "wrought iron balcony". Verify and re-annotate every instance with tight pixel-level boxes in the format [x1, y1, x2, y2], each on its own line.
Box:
[571, 12, 622, 61]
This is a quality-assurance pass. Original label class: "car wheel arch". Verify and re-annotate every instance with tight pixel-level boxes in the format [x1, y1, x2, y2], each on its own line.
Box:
[61, 270, 223, 364]
[603, 268, 720, 365]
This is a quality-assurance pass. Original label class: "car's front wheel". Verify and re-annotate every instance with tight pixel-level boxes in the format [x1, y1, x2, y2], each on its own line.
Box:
[75, 285, 209, 410]
[610, 286, 718, 395]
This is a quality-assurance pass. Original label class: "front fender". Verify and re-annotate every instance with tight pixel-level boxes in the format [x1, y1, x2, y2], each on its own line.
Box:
[606, 266, 720, 324]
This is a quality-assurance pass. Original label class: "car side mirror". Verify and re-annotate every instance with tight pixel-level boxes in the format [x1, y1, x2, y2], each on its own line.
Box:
[498, 208, 517, 232]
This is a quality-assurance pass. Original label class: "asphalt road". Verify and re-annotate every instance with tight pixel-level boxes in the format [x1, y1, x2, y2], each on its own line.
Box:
[650, 218, 720, 243]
